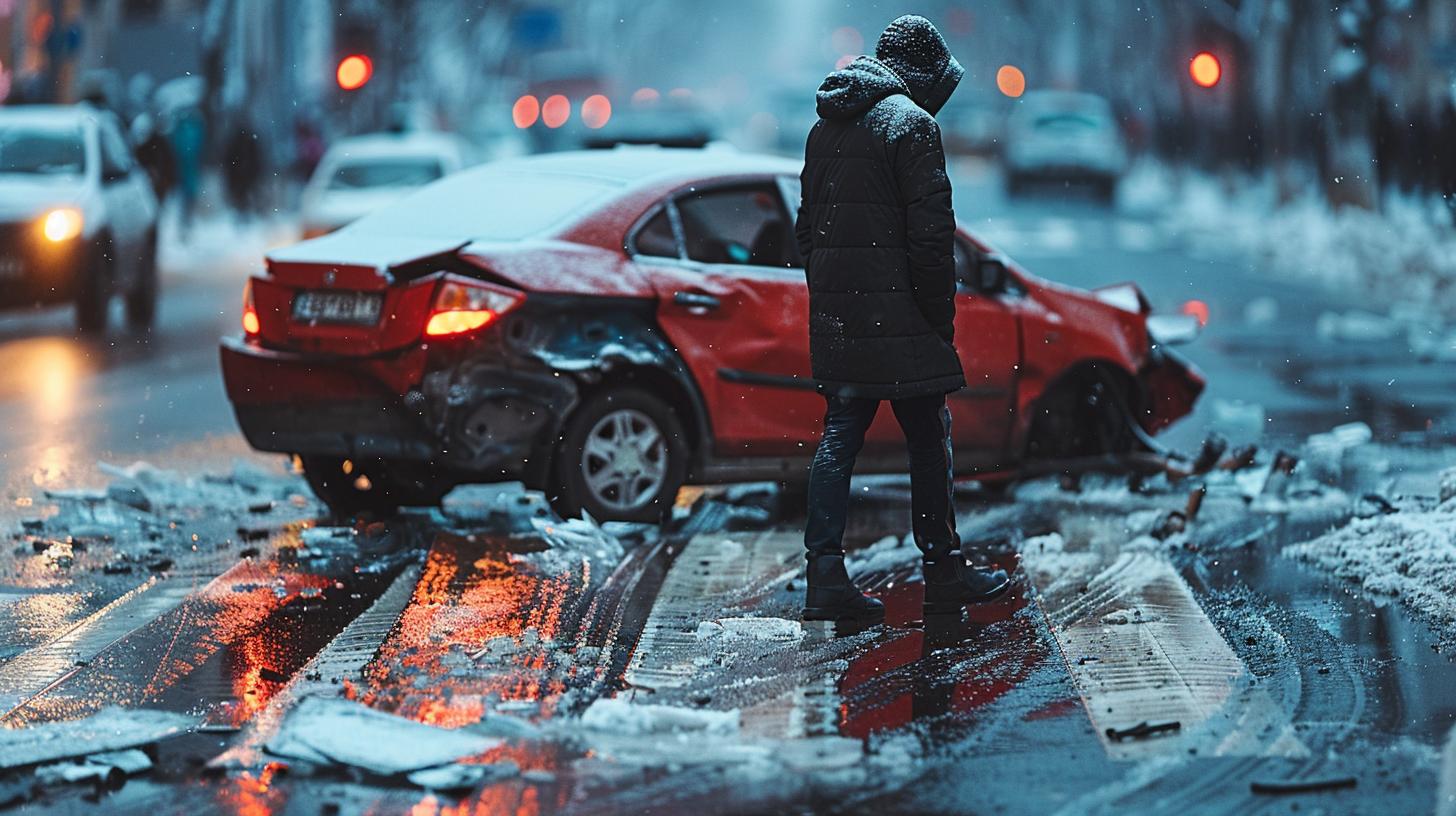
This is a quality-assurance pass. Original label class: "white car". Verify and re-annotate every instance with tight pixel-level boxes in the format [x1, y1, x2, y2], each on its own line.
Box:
[0, 105, 159, 332]
[1004, 91, 1127, 201]
[299, 132, 467, 239]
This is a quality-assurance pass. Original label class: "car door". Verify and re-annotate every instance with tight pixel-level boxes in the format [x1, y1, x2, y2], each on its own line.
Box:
[946, 237, 1022, 467]
[637, 179, 822, 458]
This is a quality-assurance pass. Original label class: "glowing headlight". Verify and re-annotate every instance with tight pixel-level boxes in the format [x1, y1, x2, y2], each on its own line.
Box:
[41, 208, 84, 243]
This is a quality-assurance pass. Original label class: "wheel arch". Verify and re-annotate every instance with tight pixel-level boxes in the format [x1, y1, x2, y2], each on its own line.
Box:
[1013, 358, 1143, 458]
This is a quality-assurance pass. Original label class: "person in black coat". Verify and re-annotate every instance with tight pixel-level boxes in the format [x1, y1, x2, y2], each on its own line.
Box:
[795, 15, 1010, 625]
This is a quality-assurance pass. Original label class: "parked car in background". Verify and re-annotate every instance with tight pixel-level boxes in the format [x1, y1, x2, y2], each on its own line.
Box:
[0, 105, 159, 332]
[298, 132, 468, 240]
[221, 149, 1203, 522]
[1003, 90, 1127, 200]
[938, 94, 1004, 157]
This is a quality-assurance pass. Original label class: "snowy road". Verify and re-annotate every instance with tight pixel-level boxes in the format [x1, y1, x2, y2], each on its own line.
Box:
[0, 186, 1451, 814]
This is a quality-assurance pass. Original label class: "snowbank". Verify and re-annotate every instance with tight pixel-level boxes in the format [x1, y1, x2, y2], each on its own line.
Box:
[1285, 499, 1456, 630]
[580, 697, 740, 736]
[1163, 172, 1456, 321]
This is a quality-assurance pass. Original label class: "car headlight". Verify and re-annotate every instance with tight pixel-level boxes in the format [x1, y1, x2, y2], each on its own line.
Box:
[40, 208, 84, 243]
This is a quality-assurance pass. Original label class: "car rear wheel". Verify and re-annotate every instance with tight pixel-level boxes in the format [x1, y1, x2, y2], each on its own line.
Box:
[1024, 370, 1140, 461]
[300, 456, 453, 519]
[125, 233, 159, 331]
[75, 239, 112, 334]
[550, 387, 688, 523]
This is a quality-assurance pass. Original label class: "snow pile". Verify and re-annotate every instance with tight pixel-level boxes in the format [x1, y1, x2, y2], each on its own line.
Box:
[846, 534, 915, 578]
[96, 459, 307, 512]
[1164, 175, 1456, 319]
[1285, 499, 1456, 629]
[580, 697, 740, 736]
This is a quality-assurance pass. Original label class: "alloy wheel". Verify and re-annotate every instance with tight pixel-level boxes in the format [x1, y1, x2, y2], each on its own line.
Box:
[579, 408, 668, 514]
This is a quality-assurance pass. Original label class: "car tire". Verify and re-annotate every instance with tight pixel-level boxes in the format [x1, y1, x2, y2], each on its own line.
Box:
[125, 233, 159, 331]
[550, 387, 688, 523]
[1025, 371, 1139, 460]
[75, 239, 111, 334]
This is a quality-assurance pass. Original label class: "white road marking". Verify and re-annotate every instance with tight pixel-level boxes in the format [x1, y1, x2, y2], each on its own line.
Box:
[1025, 545, 1307, 760]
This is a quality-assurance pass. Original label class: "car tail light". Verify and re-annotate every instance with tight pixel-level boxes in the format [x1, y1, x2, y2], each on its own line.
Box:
[242, 279, 260, 336]
[424, 277, 524, 338]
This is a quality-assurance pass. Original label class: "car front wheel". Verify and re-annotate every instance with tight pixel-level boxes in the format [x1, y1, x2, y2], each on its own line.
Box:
[550, 387, 688, 523]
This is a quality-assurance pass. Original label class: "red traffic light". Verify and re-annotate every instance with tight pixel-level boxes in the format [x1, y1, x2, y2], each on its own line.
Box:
[1189, 52, 1221, 88]
[337, 54, 373, 91]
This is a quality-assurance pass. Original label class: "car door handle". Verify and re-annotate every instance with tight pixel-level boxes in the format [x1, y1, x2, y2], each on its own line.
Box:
[673, 291, 721, 311]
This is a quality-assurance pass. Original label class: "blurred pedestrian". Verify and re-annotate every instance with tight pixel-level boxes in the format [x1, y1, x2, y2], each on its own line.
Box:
[292, 117, 325, 182]
[131, 113, 177, 201]
[169, 105, 206, 240]
[794, 15, 1011, 626]
[223, 119, 263, 220]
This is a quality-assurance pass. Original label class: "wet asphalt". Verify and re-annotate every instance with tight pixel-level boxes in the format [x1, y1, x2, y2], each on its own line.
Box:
[0, 173, 1449, 814]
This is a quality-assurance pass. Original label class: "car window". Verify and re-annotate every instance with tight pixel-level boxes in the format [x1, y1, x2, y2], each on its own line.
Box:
[632, 207, 679, 259]
[676, 184, 794, 268]
[329, 158, 443, 190]
[98, 120, 134, 178]
[0, 126, 85, 175]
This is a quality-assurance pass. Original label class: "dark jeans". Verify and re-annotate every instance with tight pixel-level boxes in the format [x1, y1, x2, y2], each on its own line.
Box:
[804, 393, 958, 561]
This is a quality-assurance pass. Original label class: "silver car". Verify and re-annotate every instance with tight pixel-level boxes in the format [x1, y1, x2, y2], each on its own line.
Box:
[1004, 91, 1127, 201]
[0, 105, 160, 332]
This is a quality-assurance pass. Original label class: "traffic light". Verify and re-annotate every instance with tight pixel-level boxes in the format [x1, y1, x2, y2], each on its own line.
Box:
[336, 54, 372, 91]
[334, 16, 378, 93]
[1189, 51, 1222, 88]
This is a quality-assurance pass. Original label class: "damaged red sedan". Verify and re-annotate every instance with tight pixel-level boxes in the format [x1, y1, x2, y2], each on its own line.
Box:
[220, 149, 1204, 521]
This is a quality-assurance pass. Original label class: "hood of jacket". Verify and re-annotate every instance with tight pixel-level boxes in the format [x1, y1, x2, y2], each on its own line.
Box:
[873, 14, 964, 116]
[815, 56, 909, 121]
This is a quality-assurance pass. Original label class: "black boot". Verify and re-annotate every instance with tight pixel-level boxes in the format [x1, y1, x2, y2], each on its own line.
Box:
[803, 554, 885, 624]
[923, 552, 1012, 614]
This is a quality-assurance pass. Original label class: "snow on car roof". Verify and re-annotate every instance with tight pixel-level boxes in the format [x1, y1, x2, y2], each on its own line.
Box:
[0, 105, 101, 129]
[487, 146, 801, 188]
[323, 131, 465, 161]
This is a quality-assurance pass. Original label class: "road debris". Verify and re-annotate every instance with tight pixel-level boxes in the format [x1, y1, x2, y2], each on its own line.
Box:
[1104, 721, 1181, 741]
[1249, 775, 1357, 795]
[0, 708, 194, 770]
[264, 696, 501, 776]
[580, 697, 740, 736]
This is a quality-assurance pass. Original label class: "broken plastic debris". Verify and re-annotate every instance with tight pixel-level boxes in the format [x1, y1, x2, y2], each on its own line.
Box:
[406, 760, 519, 792]
[1104, 720, 1180, 741]
[0, 708, 195, 770]
[580, 697, 739, 736]
[264, 696, 501, 776]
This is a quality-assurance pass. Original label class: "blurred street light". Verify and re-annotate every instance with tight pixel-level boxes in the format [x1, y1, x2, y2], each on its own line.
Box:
[542, 94, 571, 128]
[996, 65, 1026, 98]
[512, 95, 541, 128]
[336, 54, 373, 91]
[1190, 52, 1222, 88]
[581, 95, 612, 129]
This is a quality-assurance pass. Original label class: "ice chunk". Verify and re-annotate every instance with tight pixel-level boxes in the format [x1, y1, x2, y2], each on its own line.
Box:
[265, 696, 501, 775]
[580, 697, 739, 736]
[0, 708, 195, 770]
[407, 760, 519, 791]
[715, 617, 803, 643]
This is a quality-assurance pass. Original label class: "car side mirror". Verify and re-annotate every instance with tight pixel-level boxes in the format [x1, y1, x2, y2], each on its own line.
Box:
[1146, 314, 1201, 346]
[976, 258, 1009, 294]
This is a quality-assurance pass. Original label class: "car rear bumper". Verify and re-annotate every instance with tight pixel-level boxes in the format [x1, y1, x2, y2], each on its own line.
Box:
[219, 336, 565, 482]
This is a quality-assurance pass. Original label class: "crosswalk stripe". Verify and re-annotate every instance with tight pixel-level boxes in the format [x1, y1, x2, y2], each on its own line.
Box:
[1024, 546, 1307, 760]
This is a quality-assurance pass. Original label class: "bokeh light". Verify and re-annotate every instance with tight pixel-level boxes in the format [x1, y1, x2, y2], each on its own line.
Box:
[996, 65, 1026, 98]
[511, 95, 540, 128]
[581, 94, 612, 129]
[335, 54, 372, 91]
[541, 94, 571, 128]
[631, 87, 660, 107]
[1190, 52, 1221, 88]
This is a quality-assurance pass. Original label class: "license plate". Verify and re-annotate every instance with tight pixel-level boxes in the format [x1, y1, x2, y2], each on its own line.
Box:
[291, 290, 383, 325]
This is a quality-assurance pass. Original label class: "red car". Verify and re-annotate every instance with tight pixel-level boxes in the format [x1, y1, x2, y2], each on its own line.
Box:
[220, 149, 1203, 522]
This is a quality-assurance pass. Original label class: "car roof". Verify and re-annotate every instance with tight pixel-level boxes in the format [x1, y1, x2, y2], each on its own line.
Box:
[322, 132, 464, 161]
[0, 105, 100, 129]
[487, 146, 800, 190]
